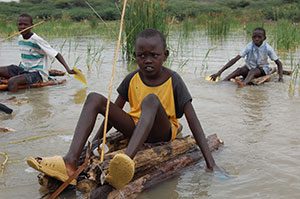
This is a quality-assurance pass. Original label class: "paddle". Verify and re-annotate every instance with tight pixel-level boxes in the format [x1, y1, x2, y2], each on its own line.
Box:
[205, 75, 220, 82]
[73, 67, 87, 86]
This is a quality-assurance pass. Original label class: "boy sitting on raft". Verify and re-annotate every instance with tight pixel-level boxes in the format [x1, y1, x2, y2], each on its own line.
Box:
[210, 27, 283, 87]
[0, 13, 75, 92]
[27, 29, 219, 189]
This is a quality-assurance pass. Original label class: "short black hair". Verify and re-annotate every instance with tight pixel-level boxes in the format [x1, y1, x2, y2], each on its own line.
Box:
[136, 28, 167, 49]
[253, 27, 266, 36]
[19, 13, 33, 24]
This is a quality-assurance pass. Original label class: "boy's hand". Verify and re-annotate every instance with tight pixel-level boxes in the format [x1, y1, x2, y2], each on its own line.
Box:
[207, 165, 231, 180]
[210, 72, 221, 81]
[67, 69, 76, 75]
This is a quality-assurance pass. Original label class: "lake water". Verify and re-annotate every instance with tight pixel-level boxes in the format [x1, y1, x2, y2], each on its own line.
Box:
[0, 30, 300, 199]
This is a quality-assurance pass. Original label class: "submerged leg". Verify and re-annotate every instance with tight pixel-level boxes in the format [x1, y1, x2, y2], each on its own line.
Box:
[125, 94, 171, 159]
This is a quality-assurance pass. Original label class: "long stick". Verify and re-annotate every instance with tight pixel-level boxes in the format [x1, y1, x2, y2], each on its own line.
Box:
[1, 20, 44, 42]
[99, 0, 128, 163]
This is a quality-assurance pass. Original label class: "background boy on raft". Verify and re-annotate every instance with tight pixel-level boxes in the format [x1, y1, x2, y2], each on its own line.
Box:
[0, 13, 75, 92]
[210, 27, 283, 87]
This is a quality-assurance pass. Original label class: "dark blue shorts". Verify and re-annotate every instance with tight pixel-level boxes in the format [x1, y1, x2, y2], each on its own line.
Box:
[258, 67, 266, 76]
[7, 65, 42, 84]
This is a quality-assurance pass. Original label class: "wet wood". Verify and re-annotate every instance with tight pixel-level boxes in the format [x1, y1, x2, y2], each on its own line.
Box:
[89, 134, 223, 199]
[37, 133, 223, 198]
[0, 79, 66, 91]
[0, 103, 13, 114]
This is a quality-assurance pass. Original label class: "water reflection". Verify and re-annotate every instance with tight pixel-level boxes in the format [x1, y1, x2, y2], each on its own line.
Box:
[24, 90, 53, 129]
[73, 88, 87, 104]
[236, 87, 271, 143]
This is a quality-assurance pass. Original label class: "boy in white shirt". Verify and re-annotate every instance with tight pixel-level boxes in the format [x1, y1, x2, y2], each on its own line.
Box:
[210, 27, 283, 87]
[0, 13, 75, 92]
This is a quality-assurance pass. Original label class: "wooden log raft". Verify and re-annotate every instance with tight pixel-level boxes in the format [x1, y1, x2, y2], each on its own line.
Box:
[38, 132, 223, 198]
[0, 79, 66, 91]
[232, 67, 292, 85]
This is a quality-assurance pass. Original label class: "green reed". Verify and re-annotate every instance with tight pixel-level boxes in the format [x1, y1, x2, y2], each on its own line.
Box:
[288, 55, 300, 96]
[271, 20, 300, 51]
[124, 0, 168, 62]
[205, 14, 232, 42]
[0, 18, 117, 39]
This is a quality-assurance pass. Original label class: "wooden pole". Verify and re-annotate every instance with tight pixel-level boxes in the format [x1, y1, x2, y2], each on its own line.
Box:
[99, 0, 128, 162]
[1, 20, 44, 42]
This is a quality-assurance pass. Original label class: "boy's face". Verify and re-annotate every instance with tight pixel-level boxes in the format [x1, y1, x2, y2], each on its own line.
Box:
[18, 16, 32, 36]
[135, 35, 168, 79]
[252, 30, 266, 47]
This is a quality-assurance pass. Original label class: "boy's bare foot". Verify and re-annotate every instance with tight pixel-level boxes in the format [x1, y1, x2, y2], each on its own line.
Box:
[234, 78, 246, 88]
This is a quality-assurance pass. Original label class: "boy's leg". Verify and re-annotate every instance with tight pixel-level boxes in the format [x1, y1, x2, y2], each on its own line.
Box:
[7, 71, 42, 92]
[7, 75, 27, 92]
[64, 92, 136, 173]
[125, 94, 172, 159]
[243, 68, 263, 85]
[0, 66, 10, 79]
[0, 65, 21, 79]
[223, 65, 249, 81]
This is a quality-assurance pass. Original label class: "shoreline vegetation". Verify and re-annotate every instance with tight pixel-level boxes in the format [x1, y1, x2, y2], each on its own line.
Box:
[0, 0, 299, 51]
[0, 0, 299, 94]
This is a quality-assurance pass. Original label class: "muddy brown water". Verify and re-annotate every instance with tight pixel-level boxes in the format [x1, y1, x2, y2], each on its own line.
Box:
[0, 31, 299, 199]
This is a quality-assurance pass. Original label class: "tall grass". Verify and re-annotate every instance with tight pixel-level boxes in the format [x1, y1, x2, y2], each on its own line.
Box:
[124, 0, 168, 61]
[205, 14, 232, 42]
[0, 19, 118, 39]
[288, 55, 300, 96]
[271, 20, 300, 51]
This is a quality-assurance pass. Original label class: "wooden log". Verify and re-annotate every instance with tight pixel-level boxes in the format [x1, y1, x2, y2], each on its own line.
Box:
[82, 134, 223, 198]
[37, 133, 223, 198]
[0, 103, 13, 114]
[0, 79, 66, 91]
[231, 67, 292, 86]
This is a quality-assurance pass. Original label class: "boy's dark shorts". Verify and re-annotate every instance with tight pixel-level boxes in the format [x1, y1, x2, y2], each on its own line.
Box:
[258, 67, 266, 76]
[7, 65, 42, 84]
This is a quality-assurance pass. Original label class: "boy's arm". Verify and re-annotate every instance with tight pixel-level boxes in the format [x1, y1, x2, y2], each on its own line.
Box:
[210, 55, 241, 80]
[183, 101, 216, 170]
[275, 59, 283, 82]
[92, 95, 126, 142]
[55, 53, 75, 74]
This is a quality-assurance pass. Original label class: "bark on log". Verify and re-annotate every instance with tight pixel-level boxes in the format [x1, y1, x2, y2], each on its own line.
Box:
[84, 134, 223, 198]
[37, 133, 223, 199]
[0, 103, 13, 114]
[249, 67, 292, 85]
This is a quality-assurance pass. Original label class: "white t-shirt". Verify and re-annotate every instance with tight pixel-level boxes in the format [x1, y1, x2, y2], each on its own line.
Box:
[18, 33, 58, 80]
[239, 41, 278, 74]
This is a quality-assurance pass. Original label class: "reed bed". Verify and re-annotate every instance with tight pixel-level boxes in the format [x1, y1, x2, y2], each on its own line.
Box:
[288, 55, 300, 96]
[0, 19, 118, 39]
[205, 14, 233, 42]
[124, 0, 168, 61]
[271, 20, 300, 51]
